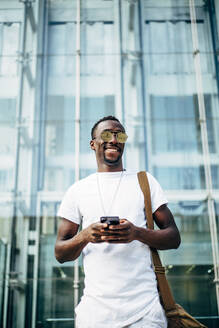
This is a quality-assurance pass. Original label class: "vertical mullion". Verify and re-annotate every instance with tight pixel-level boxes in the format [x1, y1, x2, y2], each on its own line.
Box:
[37, 0, 48, 192]
[75, 0, 81, 183]
[32, 0, 48, 326]
[114, 0, 124, 122]
[73, 0, 81, 310]
[138, 0, 148, 171]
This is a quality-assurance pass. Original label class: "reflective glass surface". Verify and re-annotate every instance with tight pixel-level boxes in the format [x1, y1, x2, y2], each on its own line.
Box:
[163, 201, 218, 327]
[0, 21, 19, 192]
[44, 3, 77, 192]
[162, 201, 212, 264]
[80, 2, 118, 174]
[142, 2, 219, 190]
[0, 1, 219, 327]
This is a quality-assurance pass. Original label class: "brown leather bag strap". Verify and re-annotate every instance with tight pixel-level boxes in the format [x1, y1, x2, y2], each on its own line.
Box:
[137, 171, 176, 311]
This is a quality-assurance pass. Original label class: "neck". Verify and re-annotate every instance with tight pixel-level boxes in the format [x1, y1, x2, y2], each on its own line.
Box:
[97, 163, 124, 172]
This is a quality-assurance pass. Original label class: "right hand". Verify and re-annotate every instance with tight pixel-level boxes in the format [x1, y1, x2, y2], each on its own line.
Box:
[84, 222, 108, 243]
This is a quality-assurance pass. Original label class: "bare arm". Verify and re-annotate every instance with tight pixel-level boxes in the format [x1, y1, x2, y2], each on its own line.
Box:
[100, 204, 181, 250]
[55, 218, 108, 263]
[135, 204, 181, 249]
[55, 204, 180, 263]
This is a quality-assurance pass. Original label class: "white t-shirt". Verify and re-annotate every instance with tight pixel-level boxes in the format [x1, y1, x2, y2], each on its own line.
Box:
[57, 170, 168, 328]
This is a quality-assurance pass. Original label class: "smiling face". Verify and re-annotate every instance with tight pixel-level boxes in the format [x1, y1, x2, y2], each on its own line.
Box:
[90, 120, 126, 172]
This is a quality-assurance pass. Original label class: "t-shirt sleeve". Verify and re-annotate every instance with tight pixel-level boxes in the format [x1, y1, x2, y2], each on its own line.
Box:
[57, 184, 82, 225]
[146, 172, 168, 213]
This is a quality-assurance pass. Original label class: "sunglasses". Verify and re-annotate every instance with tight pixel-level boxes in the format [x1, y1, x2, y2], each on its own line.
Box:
[97, 130, 128, 143]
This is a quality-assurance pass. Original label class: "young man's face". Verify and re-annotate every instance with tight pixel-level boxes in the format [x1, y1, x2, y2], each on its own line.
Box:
[90, 120, 127, 170]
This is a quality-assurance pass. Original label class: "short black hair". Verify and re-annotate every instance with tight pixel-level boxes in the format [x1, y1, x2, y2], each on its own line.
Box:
[91, 115, 124, 139]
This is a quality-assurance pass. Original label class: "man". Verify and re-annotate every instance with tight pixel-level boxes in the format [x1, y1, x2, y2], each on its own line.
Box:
[55, 115, 181, 328]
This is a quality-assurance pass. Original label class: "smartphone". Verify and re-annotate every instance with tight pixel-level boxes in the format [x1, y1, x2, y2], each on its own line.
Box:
[100, 216, 119, 225]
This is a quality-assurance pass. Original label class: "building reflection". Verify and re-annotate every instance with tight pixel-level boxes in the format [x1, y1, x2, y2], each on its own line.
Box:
[0, 1, 219, 327]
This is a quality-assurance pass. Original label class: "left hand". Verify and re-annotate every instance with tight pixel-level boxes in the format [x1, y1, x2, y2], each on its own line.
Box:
[100, 219, 137, 243]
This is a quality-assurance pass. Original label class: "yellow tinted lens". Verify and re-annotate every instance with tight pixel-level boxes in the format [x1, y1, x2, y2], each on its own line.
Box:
[117, 132, 128, 143]
[101, 131, 113, 142]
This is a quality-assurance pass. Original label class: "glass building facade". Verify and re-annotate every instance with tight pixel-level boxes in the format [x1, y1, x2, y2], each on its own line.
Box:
[0, 0, 219, 327]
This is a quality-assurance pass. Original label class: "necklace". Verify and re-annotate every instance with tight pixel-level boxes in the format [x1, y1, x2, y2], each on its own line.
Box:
[96, 170, 124, 216]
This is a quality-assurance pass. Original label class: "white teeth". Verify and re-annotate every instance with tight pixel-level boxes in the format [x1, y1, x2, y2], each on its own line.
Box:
[106, 149, 118, 152]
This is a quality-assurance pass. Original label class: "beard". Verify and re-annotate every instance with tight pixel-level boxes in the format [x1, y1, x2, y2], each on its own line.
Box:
[103, 152, 122, 166]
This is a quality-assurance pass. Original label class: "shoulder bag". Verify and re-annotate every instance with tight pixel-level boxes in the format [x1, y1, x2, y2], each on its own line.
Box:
[137, 171, 207, 328]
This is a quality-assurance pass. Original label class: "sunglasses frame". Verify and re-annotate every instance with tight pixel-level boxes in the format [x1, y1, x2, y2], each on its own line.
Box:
[100, 130, 128, 143]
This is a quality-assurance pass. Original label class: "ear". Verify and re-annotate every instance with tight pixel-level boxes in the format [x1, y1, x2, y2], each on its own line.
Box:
[90, 139, 95, 150]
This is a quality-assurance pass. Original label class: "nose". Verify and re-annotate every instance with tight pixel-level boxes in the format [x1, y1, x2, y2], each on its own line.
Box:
[110, 133, 118, 143]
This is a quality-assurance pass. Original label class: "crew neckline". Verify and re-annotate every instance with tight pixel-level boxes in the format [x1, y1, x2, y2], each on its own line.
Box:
[96, 170, 126, 178]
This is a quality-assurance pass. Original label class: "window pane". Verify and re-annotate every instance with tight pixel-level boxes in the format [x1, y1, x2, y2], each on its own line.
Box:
[44, 16, 77, 191]
[0, 22, 20, 76]
[37, 202, 84, 326]
[143, 3, 219, 191]
[161, 201, 217, 326]
[80, 2, 118, 176]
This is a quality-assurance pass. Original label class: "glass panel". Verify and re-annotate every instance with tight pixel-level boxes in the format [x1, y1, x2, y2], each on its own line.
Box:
[150, 95, 205, 190]
[120, 0, 147, 171]
[0, 9, 22, 328]
[167, 265, 217, 327]
[0, 22, 19, 192]
[80, 1, 118, 177]
[141, 2, 219, 326]
[0, 22, 20, 76]
[44, 15, 77, 191]
[151, 96, 200, 154]
[39, 2, 78, 327]
[0, 203, 12, 245]
[1, 0, 219, 327]
[160, 201, 217, 327]
[0, 19, 20, 326]
[208, 96, 219, 190]
[0, 98, 16, 192]
[37, 202, 84, 327]
[162, 201, 212, 265]
[142, 1, 219, 191]
[44, 96, 75, 191]
[47, 23, 76, 77]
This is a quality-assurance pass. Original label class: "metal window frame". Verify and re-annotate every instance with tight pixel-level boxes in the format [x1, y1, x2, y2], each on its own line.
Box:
[73, 0, 81, 310]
